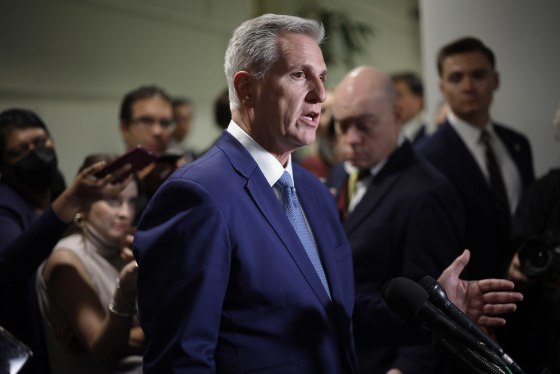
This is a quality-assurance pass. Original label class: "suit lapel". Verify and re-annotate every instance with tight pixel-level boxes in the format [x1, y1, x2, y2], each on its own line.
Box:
[494, 124, 532, 187]
[217, 133, 332, 306]
[342, 142, 412, 235]
[442, 123, 490, 192]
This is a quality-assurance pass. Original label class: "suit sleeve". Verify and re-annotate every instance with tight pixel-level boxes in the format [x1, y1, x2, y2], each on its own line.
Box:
[0, 205, 69, 284]
[133, 178, 231, 373]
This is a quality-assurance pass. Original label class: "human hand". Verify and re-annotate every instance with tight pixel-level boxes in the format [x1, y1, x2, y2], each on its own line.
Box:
[507, 252, 530, 284]
[438, 249, 523, 326]
[52, 161, 133, 222]
[117, 260, 139, 301]
[121, 234, 135, 263]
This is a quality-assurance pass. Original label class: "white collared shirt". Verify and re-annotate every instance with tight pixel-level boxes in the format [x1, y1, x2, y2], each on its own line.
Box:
[447, 111, 522, 212]
[346, 134, 404, 213]
[402, 113, 426, 142]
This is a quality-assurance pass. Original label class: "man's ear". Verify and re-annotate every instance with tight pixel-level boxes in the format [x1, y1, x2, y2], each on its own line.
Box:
[233, 71, 254, 107]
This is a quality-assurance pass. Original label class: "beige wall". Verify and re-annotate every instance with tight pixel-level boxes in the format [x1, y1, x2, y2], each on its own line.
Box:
[0, 0, 420, 180]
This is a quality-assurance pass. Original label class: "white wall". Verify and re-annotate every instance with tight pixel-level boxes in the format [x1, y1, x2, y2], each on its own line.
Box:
[0, 0, 252, 180]
[420, 0, 560, 177]
[0, 0, 421, 180]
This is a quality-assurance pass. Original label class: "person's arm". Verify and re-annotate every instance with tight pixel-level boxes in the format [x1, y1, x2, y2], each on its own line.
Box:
[0, 161, 132, 282]
[42, 249, 140, 366]
[133, 178, 231, 373]
[438, 249, 523, 326]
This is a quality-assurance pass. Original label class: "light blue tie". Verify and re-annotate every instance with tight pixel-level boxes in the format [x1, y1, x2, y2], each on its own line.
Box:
[275, 171, 331, 298]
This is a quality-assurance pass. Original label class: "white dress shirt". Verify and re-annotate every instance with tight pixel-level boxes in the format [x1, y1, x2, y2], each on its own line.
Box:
[447, 111, 522, 213]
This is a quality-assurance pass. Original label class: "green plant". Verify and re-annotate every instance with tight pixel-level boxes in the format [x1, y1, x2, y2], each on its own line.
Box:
[299, 7, 375, 68]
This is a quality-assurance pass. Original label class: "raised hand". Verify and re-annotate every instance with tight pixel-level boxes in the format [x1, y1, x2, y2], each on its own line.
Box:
[438, 249, 523, 326]
[52, 161, 133, 222]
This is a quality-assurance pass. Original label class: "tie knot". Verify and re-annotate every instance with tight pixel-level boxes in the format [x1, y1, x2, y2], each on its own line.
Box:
[479, 129, 491, 144]
[276, 171, 294, 191]
[276, 171, 293, 191]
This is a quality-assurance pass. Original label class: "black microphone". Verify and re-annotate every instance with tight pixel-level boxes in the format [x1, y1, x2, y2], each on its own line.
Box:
[381, 277, 508, 373]
[418, 276, 525, 374]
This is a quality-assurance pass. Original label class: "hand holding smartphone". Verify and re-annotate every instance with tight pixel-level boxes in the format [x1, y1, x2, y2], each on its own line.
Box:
[94, 146, 157, 182]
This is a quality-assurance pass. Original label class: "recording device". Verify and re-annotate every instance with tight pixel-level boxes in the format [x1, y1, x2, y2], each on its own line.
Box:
[382, 277, 509, 374]
[94, 146, 157, 182]
[518, 237, 560, 280]
[418, 276, 525, 374]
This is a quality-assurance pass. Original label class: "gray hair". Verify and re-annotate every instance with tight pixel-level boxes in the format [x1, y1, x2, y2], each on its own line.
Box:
[224, 14, 325, 110]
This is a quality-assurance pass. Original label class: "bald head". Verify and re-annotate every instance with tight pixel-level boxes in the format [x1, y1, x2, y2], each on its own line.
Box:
[333, 66, 402, 169]
[334, 66, 396, 118]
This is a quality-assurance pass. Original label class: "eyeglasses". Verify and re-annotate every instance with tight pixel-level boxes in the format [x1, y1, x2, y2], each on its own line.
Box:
[130, 116, 175, 130]
[5, 135, 50, 160]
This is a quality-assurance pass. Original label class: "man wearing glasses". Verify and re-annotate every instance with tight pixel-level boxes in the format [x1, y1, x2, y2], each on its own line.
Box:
[118, 85, 183, 220]
[119, 85, 176, 155]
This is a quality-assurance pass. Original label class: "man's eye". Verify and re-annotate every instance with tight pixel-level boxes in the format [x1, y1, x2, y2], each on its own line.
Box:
[291, 72, 305, 79]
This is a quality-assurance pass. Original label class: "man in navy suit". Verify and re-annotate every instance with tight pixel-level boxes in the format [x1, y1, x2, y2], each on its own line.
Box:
[417, 37, 535, 280]
[132, 16, 523, 374]
[328, 66, 465, 374]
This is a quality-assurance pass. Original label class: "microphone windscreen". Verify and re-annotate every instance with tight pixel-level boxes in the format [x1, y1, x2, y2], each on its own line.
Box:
[381, 277, 430, 321]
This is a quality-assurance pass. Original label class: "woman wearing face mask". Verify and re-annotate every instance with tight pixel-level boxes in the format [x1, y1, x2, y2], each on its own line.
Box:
[0, 108, 131, 373]
[37, 154, 143, 373]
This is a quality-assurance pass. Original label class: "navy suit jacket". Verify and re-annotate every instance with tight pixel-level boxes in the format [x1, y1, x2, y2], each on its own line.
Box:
[133, 132, 359, 373]
[0, 182, 69, 374]
[328, 141, 464, 373]
[417, 121, 535, 279]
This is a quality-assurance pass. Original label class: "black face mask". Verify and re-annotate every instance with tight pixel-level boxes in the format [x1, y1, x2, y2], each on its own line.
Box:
[6, 148, 59, 190]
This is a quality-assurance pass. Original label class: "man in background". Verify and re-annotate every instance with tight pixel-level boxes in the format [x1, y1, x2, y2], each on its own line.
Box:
[118, 85, 183, 217]
[329, 65, 464, 373]
[391, 71, 427, 144]
[417, 37, 535, 280]
[167, 97, 197, 163]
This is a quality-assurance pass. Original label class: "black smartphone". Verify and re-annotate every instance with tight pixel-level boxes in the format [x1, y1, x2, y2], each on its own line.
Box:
[94, 146, 157, 181]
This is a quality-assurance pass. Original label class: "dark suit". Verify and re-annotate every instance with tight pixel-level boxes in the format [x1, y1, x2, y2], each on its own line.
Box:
[328, 140, 465, 373]
[133, 131, 359, 373]
[411, 124, 427, 145]
[417, 121, 535, 280]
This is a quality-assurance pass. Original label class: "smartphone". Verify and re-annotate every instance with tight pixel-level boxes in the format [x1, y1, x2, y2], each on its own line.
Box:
[94, 146, 157, 181]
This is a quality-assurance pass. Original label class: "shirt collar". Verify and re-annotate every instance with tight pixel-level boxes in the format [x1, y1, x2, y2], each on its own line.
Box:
[448, 110, 496, 146]
[226, 120, 293, 187]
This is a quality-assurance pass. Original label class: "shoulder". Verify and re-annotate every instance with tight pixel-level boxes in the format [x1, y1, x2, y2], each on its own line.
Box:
[0, 182, 31, 210]
[493, 123, 531, 144]
[42, 238, 90, 284]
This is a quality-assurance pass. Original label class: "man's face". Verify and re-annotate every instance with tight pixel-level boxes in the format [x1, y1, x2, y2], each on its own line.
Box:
[334, 79, 400, 170]
[439, 51, 498, 126]
[2, 127, 53, 166]
[394, 80, 423, 124]
[172, 103, 194, 142]
[250, 33, 327, 158]
[120, 96, 174, 153]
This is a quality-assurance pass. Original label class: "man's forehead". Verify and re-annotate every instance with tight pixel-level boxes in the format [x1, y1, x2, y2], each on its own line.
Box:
[442, 52, 492, 71]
